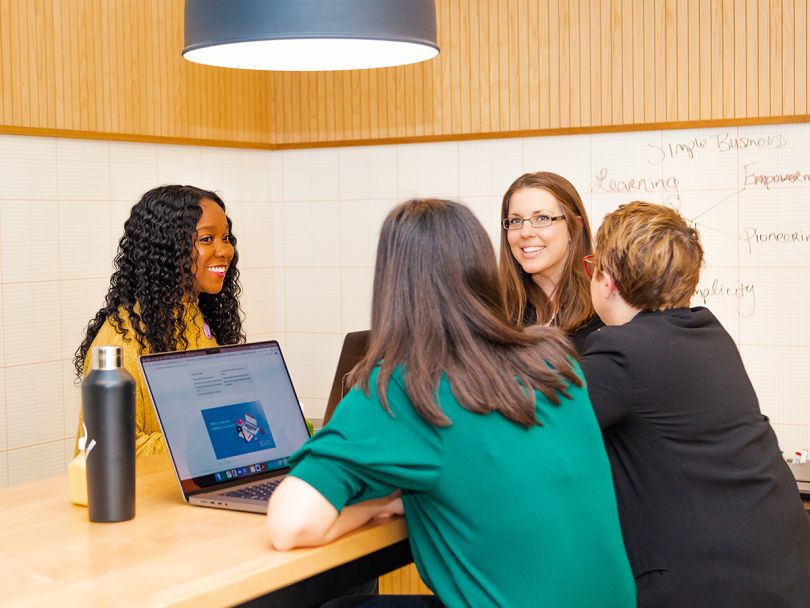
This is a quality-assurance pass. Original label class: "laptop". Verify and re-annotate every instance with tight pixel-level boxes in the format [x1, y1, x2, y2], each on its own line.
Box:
[139, 341, 311, 514]
[323, 330, 370, 426]
[787, 462, 810, 500]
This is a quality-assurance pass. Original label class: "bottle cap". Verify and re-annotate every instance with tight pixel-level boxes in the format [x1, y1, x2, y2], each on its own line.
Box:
[91, 345, 123, 370]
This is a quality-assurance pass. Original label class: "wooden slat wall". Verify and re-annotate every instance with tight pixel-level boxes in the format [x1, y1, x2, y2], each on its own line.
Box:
[271, 0, 810, 147]
[379, 564, 433, 595]
[0, 0, 273, 146]
[0, 1, 808, 148]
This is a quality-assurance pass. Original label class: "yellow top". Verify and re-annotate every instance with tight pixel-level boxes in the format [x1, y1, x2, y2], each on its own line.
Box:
[76, 304, 218, 457]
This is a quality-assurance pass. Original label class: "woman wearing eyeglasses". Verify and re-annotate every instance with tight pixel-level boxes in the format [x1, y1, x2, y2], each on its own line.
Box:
[499, 172, 601, 353]
[582, 201, 810, 607]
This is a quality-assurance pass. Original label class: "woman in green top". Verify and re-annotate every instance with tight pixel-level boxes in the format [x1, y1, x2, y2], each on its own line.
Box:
[267, 199, 635, 608]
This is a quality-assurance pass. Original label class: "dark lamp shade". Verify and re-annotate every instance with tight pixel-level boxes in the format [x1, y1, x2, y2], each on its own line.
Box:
[183, 0, 439, 71]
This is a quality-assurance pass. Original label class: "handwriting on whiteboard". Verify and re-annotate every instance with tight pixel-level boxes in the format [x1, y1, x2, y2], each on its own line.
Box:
[694, 279, 756, 318]
[649, 132, 787, 164]
[589, 167, 680, 201]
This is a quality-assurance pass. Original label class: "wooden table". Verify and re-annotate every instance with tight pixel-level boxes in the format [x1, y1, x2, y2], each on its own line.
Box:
[0, 454, 412, 607]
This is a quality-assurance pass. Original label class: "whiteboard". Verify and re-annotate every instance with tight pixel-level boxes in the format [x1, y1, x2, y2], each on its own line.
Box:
[149, 121, 807, 459]
[546, 122, 810, 456]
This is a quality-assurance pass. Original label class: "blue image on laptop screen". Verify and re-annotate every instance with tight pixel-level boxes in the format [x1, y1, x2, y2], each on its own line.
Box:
[201, 401, 277, 458]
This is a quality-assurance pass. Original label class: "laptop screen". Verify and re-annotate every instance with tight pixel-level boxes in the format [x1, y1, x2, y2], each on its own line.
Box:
[140, 341, 310, 494]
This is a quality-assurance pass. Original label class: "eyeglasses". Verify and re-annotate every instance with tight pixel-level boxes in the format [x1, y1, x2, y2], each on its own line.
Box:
[502, 212, 566, 231]
[583, 254, 596, 278]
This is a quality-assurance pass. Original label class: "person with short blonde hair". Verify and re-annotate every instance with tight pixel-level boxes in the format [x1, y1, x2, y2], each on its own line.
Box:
[592, 201, 702, 311]
[582, 201, 810, 607]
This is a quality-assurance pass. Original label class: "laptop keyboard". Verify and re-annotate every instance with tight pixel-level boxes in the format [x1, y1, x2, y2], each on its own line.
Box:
[221, 478, 282, 501]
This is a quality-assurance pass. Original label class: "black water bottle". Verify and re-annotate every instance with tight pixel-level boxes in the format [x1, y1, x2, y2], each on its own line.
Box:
[83, 345, 136, 522]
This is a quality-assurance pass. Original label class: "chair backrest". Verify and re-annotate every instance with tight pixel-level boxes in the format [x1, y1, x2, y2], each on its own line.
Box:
[323, 330, 370, 425]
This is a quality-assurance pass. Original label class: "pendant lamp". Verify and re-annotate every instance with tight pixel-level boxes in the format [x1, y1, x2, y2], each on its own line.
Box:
[183, 0, 439, 71]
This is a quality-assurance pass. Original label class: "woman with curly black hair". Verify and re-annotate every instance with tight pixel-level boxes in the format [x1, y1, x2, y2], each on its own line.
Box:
[74, 185, 245, 456]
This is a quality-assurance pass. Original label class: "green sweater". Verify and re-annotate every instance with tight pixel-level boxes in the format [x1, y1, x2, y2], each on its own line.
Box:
[288, 365, 635, 608]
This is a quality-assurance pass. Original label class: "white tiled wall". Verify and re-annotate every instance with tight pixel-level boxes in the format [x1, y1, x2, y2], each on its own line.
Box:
[0, 136, 282, 487]
[2, 123, 809, 487]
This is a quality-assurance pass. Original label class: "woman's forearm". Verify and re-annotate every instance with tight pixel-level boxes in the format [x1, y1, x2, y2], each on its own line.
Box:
[267, 477, 402, 550]
[319, 495, 403, 544]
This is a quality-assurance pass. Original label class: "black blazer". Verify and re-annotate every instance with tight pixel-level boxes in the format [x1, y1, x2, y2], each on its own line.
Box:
[582, 307, 810, 608]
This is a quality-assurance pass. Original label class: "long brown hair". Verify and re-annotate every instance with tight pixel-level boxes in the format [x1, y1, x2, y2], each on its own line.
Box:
[350, 198, 582, 428]
[499, 172, 594, 332]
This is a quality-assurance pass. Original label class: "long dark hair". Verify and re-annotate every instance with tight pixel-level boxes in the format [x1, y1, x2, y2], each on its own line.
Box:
[350, 198, 582, 428]
[74, 185, 245, 378]
[499, 172, 595, 331]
